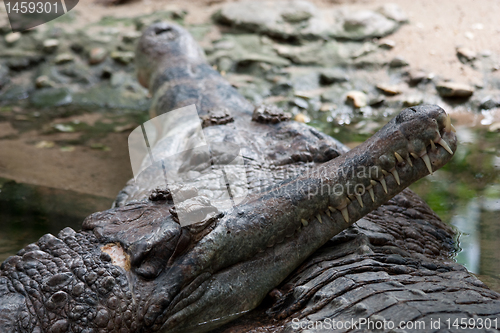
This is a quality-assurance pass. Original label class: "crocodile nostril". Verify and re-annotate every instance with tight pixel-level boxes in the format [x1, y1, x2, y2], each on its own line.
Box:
[154, 26, 173, 35]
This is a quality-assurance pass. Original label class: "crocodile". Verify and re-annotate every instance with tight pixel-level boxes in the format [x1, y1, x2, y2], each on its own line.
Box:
[0, 22, 498, 333]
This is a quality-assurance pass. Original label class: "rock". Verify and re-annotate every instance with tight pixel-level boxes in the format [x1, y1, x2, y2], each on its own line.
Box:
[89, 47, 108, 65]
[214, 0, 317, 39]
[489, 122, 500, 132]
[407, 69, 427, 85]
[111, 51, 135, 64]
[403, 95, 424, 107]
[389, 56, 409, 68]
[30, 88, 72, 108]
[110, 71, 128, 88]
[479, 97, 500, 110]
[319, 69, 349, 85]
[376, 83, 401, 95]
[435, 82, 474, 98]
[378, 39, 396, 49]
[0, 64, 9, 89]
[122, 31, 142, 44]
[377, 3, 408, 23]
[456, 46, 476, 63]
[53, 123, 75, 132]
[214, 1, 405, 41]
[480, 50, 492, 57]
[273, 41, 347, 67]
[55, 53, 74, 64]
[319, 103, 335, 112]
[294, 113, 309, 123]
[35, 141, 55, 149]
[329, 8, 401, 40]
[282, 8, 313, 23]
[35, 76, 55, 88]
[58, 63, 93, 85]
[346, 91, 367, 108]
[293, 97, 309, 109]
[209, 34, 290, 70]
[43, 39, 59, 53]
[5, 32, 21, 45]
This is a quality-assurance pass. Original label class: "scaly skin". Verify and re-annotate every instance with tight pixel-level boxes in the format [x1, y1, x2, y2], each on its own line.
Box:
[0, 22, 495, 333]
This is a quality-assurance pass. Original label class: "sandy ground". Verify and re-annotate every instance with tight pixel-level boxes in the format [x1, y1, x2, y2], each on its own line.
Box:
[1, 0, 499, 199]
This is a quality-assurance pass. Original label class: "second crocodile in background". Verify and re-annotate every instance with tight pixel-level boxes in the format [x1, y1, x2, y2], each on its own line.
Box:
[0, 22, 498, 333]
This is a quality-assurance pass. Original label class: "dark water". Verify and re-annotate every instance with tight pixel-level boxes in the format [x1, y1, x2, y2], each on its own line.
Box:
[0, 178, 112, 261]
[0, 125, 498, 293]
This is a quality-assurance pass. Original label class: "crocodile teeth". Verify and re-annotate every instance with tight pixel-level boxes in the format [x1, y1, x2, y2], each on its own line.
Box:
[340, 207, 349, 223]
[410, 152, 419, 159]
[368, 188, 375, 202]
[430, 139, 436, 150]
[394, 152, 404, 163]
[380, 178, 388, 193]
[355, 194, 364, 207]
[421, 153, 433, 174]
[325, 209, 331, 217]
[316, 214, 322, 223]
[444, 114, 457, 133]
[381, 169, 389, 176]
[391, 169, 400, 185]
[328, 206, 336, 212]
[445, 114, 452, 132]
[435, 137, 453, 155]
[301, 219, 309, 227]
[406, 157, 413, 167]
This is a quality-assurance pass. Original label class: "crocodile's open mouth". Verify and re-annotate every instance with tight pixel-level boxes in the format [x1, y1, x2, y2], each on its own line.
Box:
[137, 104, 457, 332]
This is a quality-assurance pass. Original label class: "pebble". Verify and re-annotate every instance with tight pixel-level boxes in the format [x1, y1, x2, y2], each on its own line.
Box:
[89, 47, 107, 65]
[53, 124, 75, 132]
[464, 31, 474, 40]
[489, 122, 500, 132]
[5, 32, 21, 45]
[122, 31, 142, 44]
[293, 97, 309, 109]
[320, 103, 335, 112]
[378, 39, 395, 49]
[111, 51, 134, 64]
[435, 82, 474, 98]
[346, 91, 367, 108]
[319, 69, 349, 85]
[403, 95, 424, 107]
[35, 141, 55, 149]
[55, 53, 74, 64]
[480, 50, 492, 57]
[456, 46, 476, 62]
[35, 75, 55, 88]
[407, 69, 427, 85]
[479, 97, 500, 110]
[43, 39, 59, 53]
[376, 83, 401, 95]
[389, 56, 409, 68]
[294, 113, 309, 123]
[377, 3, 408, 23]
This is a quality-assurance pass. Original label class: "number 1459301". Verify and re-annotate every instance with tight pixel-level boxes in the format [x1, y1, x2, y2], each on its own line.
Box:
[5, 2, 60, 14]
